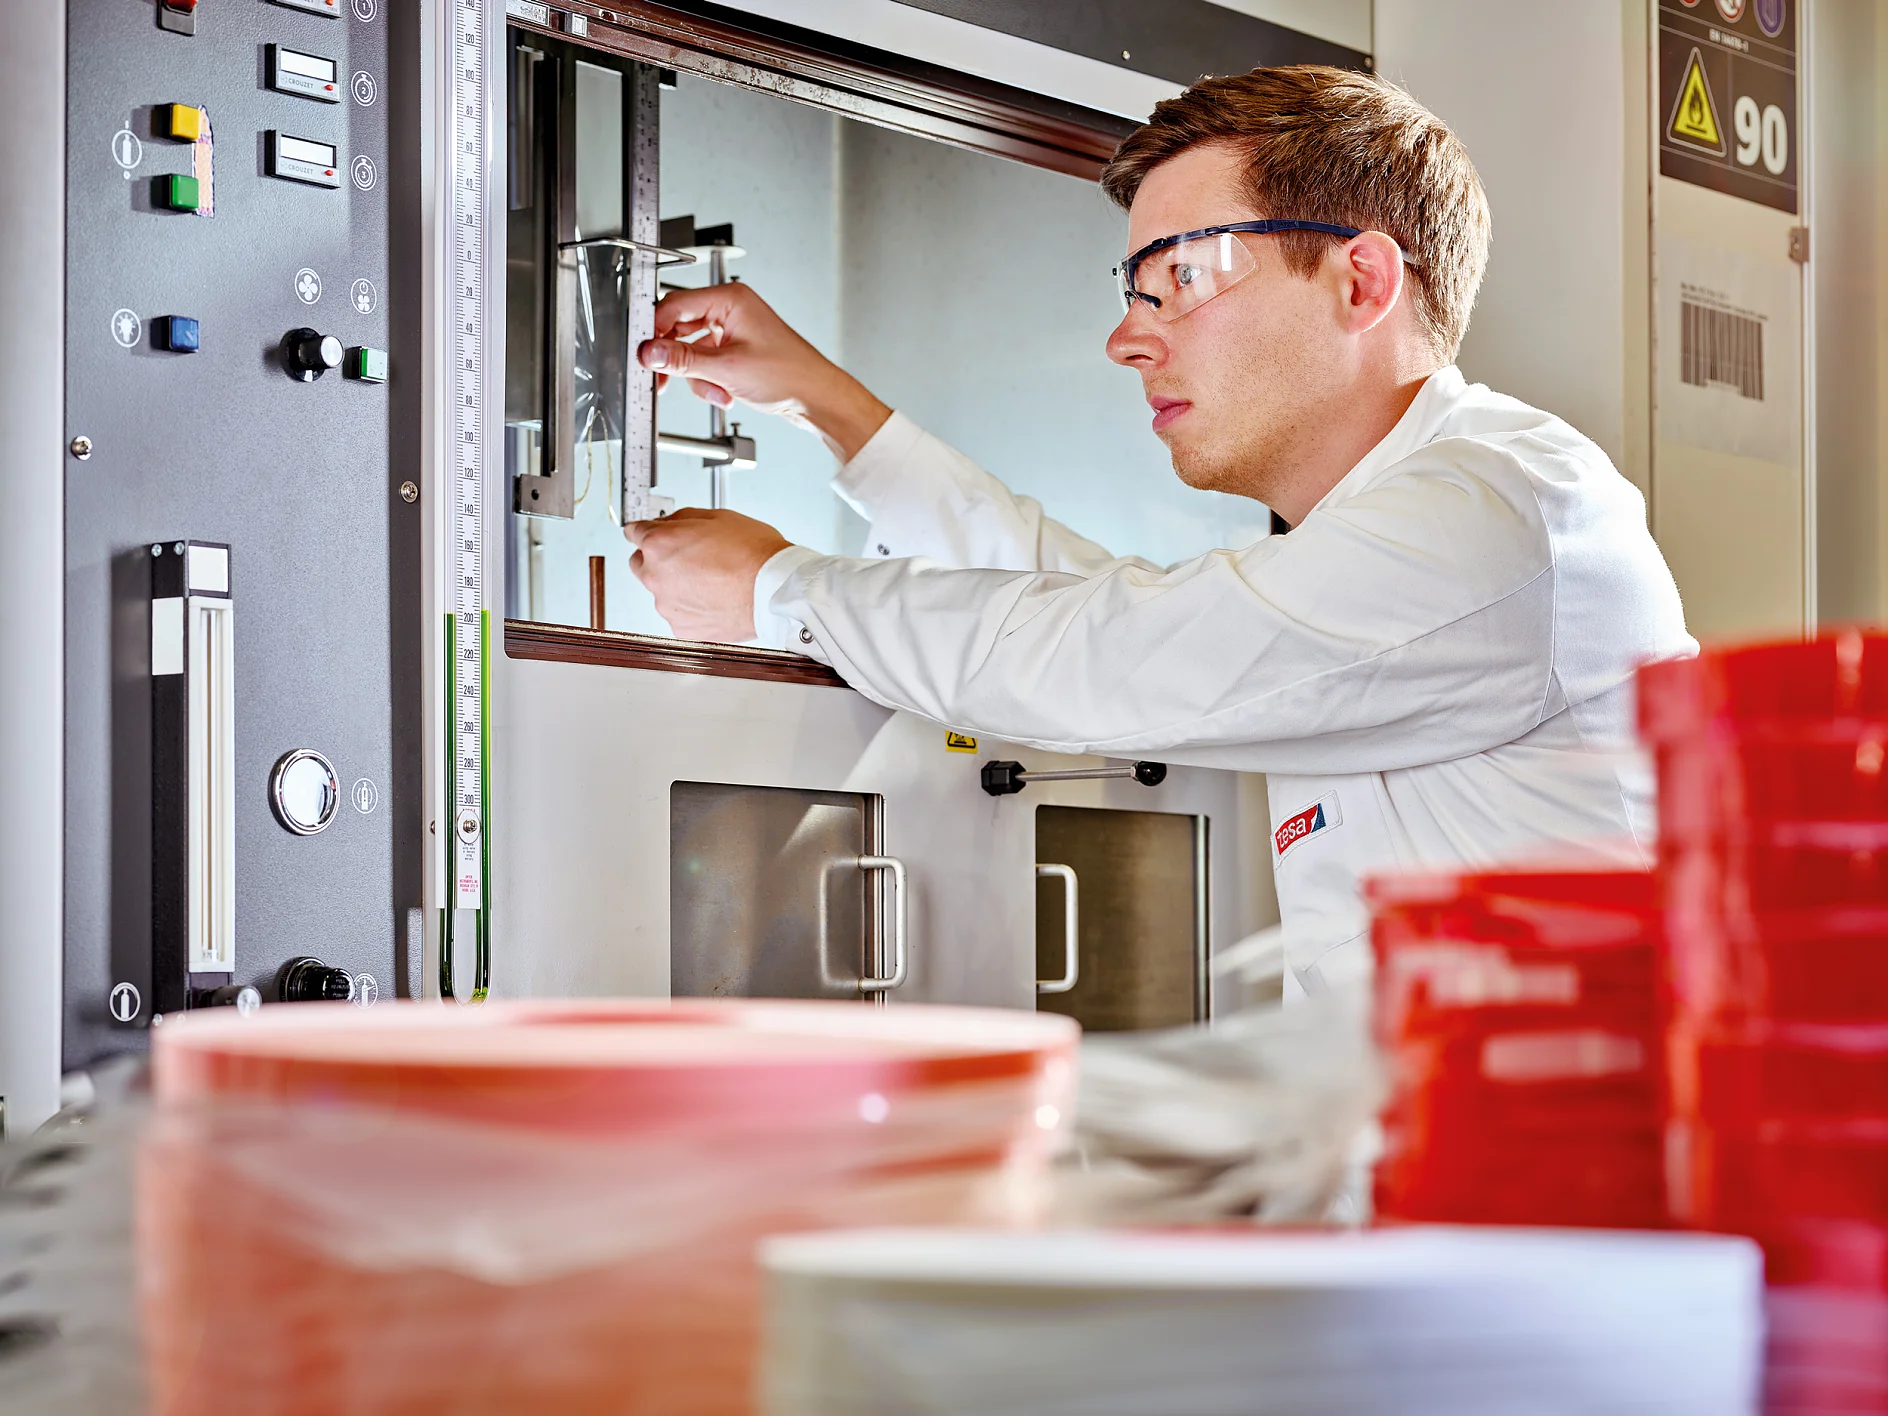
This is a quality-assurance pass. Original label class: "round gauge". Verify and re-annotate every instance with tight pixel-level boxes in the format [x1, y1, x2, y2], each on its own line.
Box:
[270, 749, 340, 835]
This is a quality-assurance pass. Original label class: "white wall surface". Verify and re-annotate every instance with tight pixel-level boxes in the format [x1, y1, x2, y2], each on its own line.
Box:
[1202, 0, 1372, 55]
[1375, 1, 1631, 473]
[1811, 0, 1883, 623]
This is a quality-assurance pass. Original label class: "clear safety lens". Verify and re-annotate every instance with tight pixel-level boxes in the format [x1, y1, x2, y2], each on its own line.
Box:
[1118, 230, 1257, 322]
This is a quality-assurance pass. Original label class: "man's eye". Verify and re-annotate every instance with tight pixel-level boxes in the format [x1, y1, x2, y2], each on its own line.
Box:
[1173, 264, 1200, 288]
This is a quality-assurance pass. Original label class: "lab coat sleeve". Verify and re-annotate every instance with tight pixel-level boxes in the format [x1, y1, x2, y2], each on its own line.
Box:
[765, 440, 1566, 777]
[834, 412, 1162, 575]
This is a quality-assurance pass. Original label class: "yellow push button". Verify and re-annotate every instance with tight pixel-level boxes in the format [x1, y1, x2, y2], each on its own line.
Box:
[164, 104, 204, 143]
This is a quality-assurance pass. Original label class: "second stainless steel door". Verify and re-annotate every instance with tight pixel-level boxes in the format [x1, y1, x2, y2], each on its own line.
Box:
[1035, 804, 1207, 1032]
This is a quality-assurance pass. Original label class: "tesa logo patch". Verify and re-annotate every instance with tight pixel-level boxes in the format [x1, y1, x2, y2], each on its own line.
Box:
[1274, 792, 1342, 860]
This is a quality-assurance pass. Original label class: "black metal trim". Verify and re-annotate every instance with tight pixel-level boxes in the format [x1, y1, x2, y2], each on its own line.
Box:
[885, 0, 1371, 85]
[552, 0, 1139, 163]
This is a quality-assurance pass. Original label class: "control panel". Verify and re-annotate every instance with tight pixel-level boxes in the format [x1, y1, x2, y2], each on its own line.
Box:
[65, 0, 419, 1065]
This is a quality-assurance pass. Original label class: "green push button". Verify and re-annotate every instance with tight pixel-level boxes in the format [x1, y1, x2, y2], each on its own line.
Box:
[159, 173, 202, 212]
[348, 346, 389, 383]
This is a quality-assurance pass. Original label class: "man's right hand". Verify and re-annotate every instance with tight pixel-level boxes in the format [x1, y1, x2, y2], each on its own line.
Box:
[638, 283, 892, 462]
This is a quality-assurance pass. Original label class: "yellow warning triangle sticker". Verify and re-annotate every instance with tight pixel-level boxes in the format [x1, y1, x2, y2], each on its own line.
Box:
[1668, 47, 1726, 155]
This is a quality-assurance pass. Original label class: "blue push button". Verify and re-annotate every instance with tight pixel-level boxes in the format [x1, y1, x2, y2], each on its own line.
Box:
[157, 316, 200, 353]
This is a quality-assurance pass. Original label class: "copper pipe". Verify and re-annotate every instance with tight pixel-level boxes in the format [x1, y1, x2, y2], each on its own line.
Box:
[588, 555, 606, 630]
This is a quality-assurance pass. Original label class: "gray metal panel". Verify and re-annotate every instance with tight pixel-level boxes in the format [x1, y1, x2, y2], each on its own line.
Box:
[64, 0, 418, 1064]
[670, 781, 879, 999]
[1034, 804, 1202, 1032]
[0, 0, 67, 1136]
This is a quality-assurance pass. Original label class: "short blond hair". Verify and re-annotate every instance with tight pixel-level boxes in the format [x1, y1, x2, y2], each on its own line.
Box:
[1101, 66, 1490, 361]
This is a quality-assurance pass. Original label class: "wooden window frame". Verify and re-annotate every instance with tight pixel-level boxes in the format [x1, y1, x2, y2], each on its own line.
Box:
[501, 0, 1134, 690]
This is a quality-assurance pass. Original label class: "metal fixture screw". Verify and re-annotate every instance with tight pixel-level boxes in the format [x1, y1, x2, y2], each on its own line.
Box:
[1121, 49, 1131, 60]
[69, 435, 92, 460]
[399, 480, 419, 503]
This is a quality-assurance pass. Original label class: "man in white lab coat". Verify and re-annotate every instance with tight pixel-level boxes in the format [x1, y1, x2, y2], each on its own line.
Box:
[625, 65, 1695, 993]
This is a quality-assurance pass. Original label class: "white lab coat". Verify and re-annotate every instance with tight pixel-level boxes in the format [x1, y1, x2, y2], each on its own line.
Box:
[751, 366, 1696, 991]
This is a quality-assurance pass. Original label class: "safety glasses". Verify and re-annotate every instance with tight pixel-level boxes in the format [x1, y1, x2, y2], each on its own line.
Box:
[1113, 220, 1413, 322]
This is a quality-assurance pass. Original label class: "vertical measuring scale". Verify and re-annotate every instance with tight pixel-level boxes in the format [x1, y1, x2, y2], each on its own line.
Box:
[707, 245, 728, 510]
[440, 0, 496, 1002]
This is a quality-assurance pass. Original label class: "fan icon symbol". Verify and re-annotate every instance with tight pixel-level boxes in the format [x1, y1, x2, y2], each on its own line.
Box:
[295, 268, 322, 305]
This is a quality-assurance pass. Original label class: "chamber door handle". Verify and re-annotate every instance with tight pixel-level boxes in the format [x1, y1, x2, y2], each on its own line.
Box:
[1036, 863, 1079, 995]
[857, 854, 908, 993]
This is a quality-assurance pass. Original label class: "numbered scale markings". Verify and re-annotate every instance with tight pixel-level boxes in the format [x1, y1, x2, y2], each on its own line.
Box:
[443, 0, 492, 1001]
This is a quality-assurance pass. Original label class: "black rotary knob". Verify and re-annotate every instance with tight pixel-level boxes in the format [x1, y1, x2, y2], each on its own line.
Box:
[277, 955, 354, 1002]
[283, 327, 344, 382]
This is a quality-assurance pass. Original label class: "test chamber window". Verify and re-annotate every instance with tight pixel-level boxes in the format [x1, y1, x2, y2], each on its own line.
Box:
[503, 33, 1276, 640]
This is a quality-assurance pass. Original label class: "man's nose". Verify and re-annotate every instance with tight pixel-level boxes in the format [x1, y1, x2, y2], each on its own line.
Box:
[1105, 301, 1166, 368]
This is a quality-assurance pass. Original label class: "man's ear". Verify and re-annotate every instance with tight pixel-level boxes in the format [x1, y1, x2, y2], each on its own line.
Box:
[1337, 231, 1406, 335]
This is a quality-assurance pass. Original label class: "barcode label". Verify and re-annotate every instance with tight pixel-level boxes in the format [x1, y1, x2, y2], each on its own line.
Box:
[1680, 297, 1764, 400]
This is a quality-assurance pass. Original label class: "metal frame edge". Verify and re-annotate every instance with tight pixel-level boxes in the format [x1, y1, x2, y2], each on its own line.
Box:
[0, 1, 67, 1134]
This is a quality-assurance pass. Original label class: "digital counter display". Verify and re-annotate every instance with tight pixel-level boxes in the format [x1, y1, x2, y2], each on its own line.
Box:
[266, 130, 342, 188]
[278, 134, 337, 167]
[279, 49, 337, 83]
[267, 44, 342, 103]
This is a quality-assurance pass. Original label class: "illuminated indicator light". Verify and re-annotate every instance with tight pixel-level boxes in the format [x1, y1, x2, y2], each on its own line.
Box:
[164, 104, 204, 142]
[160, 173, 201, 211]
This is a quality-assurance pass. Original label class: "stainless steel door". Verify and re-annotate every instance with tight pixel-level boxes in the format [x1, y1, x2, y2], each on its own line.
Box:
[670, 781, 882, 1000]
[1035, 805, 1206, 1031]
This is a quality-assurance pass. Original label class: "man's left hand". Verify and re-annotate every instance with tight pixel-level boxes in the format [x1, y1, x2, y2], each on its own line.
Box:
[625, 508, 792, 643]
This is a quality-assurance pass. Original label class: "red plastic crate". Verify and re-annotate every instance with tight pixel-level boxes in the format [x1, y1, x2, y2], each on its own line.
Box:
[1664, 836, 1888, 912]
[1369, 867, 1667, 1230]
[1661, 892, 1888, 1025]
[1376, 1127, 1667, 1228]
[1677, 1122, 1888, 1229]
[1640, 632, 1888, 741]
[1691, 1024, 1888, 1125]
[1658, 731, 1888, 839]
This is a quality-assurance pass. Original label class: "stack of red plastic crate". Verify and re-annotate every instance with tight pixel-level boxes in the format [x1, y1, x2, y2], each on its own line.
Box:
[1369, 867, 1668, 1230]
[1640, 633, 1888, 1414]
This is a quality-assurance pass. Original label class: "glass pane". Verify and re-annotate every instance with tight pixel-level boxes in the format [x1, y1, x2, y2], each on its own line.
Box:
[506, 61, 1273, 640]
[503, 40, 638, 627]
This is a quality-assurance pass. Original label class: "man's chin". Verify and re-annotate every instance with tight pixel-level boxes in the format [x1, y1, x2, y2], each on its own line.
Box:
[1166, 443, 1237, 494]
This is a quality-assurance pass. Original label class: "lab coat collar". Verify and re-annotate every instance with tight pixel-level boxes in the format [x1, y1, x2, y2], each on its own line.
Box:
[1307, 365, 1469, 518]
